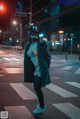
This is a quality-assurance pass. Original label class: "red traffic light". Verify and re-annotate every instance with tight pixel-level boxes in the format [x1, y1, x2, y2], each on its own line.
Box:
[0, 5, 4, 10]
[0, 2, 7, 14]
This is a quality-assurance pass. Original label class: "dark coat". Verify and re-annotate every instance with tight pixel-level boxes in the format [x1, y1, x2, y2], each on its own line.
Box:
[24, 41, 51, 87]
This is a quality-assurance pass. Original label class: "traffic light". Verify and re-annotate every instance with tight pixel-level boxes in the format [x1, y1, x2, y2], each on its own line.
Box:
[0, 2, 7, 14]
[0, 5, 4, 11]
[39, 33, 44, 38]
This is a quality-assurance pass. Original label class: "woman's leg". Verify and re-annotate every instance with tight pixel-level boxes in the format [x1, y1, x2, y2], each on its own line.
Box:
[33, 76, 45, 108]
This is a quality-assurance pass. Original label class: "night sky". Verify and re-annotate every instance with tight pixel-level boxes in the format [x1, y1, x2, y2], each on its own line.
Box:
[0, 0, 50, 31]
[0, 0, 80, 31]
[0, 0, 17, 30]
[60, 4, 80, 27]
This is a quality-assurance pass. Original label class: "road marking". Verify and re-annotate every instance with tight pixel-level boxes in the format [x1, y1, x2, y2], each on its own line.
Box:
[46, 83, 78, 97]
[4, 68, 23, 73]
[0, 51, 5, 53]
[62, 66, 73, 70]
[2, 62, 23, 67]
[5, 105, 35, 119]
[75, 68, 80, 74]
[3, 57, 21, 61]
[10, 83, 37, 100]
[53, 103, 80, 119]
[66, 82, 80, 88]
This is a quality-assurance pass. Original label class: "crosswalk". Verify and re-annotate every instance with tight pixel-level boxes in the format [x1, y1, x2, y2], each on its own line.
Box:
[62, 66, 73, 70]
[0, 53, 80, 118]
[4, 81, 80, 119]
[66, 82, 80, 89]
[3, 57, 21, 61]
[75, 68, 80, 74]
[46, 83, 78, 98]
[5, 106, 35, 119]
[53, 103, 80, 119]
[10, 83, 37, 100]
[51, 65, 80, 74]
[0, 56, 80, 74]
[2, 64, 80, 75]
[0, 57, 22, 62]
[61, 66, 80, 74]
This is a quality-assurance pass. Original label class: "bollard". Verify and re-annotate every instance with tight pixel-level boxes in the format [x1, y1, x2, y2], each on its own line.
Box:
[65, 52, 67, 60]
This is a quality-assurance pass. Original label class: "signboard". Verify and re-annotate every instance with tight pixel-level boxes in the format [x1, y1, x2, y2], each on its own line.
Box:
[15, 11, 27, 17]
[16, 2, 22, 11]
[15, 2, 27, 17]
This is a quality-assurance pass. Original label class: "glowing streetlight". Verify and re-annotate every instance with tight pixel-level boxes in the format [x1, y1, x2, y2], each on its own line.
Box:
[12, 20, 17, 25]
[12, 20, 22, 46]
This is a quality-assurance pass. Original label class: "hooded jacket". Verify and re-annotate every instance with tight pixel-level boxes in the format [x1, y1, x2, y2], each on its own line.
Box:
[24, 40, 51, 87]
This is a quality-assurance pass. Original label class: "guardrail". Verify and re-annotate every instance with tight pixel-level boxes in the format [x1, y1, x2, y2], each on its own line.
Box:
[0, 45, 23, 53]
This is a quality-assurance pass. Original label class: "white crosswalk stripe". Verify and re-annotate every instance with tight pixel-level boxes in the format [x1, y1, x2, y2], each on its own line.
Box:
[46, 83, 78, 97]
[53, 103, 80, 119]
[4, 68, 23, 73]
[66, 82, 80, 89]
[10, 82, 79, 99]
[75, 68, 80, 74]
[3, 57, 21, 61]
[53, 65, 80, 74]
[10, 83, 37, 100]
[0, 51, 80, 118]
[6, 81, 80, 119]
[5, 105, 35, 119]
[62, 66, 73, 70]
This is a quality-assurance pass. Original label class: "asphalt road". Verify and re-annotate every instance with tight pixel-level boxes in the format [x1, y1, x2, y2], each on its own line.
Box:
[0, 50, 80, 119]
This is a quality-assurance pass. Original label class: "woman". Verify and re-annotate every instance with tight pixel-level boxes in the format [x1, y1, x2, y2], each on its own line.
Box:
[24, 29, 51, 114]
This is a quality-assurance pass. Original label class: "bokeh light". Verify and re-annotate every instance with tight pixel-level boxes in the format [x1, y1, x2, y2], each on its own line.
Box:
[0, 2, 7, 14]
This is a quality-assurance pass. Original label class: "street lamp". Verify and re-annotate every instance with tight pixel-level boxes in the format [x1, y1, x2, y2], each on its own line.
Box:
[12, 20, 22, 46]
[28, 0, 32, 26]
[13, 20, 17, 25]
[20, 23, 22, 46]
[30, 0, 32, 26]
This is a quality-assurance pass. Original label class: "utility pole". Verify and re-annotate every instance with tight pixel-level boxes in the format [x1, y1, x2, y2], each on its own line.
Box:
[20, 22, 22, 46]
[15, 2, 27, 46]
[29, 0, 32, 26]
